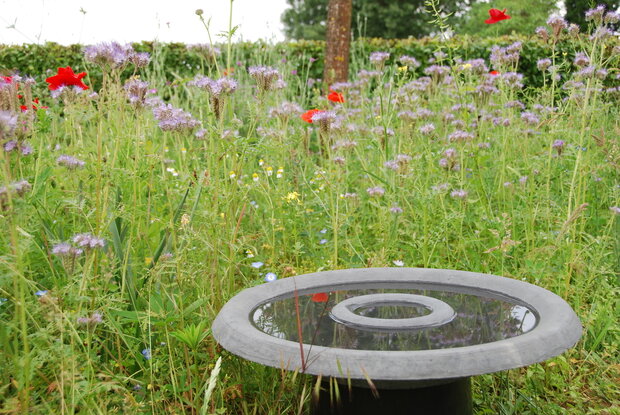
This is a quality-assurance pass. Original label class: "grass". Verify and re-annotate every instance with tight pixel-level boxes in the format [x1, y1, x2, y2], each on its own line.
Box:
[0, 11, 619, 415]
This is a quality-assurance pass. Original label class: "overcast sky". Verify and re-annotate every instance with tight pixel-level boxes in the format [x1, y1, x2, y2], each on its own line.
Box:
[0, 0, 288, 45]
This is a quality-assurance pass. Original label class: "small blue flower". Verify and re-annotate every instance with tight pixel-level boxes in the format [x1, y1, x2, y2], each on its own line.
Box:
[319, 228, 327, 234]
[35, 290, 48, 297]
[133, 384, 142, 391]
[251, 261, 264, 269]
[141, 348, 151, 360]
[0, 298, 7, 305]
[319, 239, 328, 245]
[264, 272, 277, 282]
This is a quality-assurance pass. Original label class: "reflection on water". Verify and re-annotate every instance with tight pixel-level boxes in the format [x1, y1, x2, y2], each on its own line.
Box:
[252, 288, 538, 351]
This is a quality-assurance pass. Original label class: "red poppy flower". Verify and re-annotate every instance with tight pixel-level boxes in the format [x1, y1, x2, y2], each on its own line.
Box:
[311, 292, 329, 303]
[2, 76, 13, 83]
[301, 109, 323, 123]
[489, 70, 500, 76]
[327, 91, 344, 103]
[20, 98, 47, 112]
[223, 67, 234, 76]
[485, 8, 511, 24]
[45, 66, 89, 91]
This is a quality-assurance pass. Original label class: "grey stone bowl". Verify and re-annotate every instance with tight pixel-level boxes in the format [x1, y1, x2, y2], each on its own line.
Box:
[212, 268, 582, 383]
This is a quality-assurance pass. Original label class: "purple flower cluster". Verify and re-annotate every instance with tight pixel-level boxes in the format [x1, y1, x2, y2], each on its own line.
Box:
[152, 103, 201, 133]
[462, 59, 489, 74]
[552, 139, 566, 155]
[366, 186, 385, 197]
[248, 66, 281, 92]
[3, 138, 33, 156]
[72, 233, 106, 249]
[0, 179, 31, 208]
[384, 154, 412, 172]
[84, 42, 150, 69]
[520, 112, 540, 125]
[57, 154, 86, 169]
[331, 140, 358, 151]
[448, 130, 474, 142]
[424, 65, 450, 80]
[537, 58, 552, 71]
[439, 148, 460, 171]
[450, 189, 468, 199]
[419, 123, 436, 135]
[398, 55, 420, 68]
[585, 5, 606, 23]
[189, 76, 238, 97]
[311, 110, 337, 135]
[268, 101, 303, 120]
[573, 53, 590, 68]
[490, 42, 521, 69]
[546, 16, 567, 37]
[124, 79, 151, 107]
[51, 242, 84, 257]
[0, 110, 17, 140]
[357, 70, 382, 81]
[535, 26, 549, 41]
[77, 312, 103, 326]
[186, 43, 221, 59]
[500, 72, 524, 89]
[590, 26, 613, 41]
[370, 52, 390, 67]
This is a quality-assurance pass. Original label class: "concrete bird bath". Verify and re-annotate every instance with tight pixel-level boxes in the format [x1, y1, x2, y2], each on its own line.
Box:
[212, 268, 582, 415]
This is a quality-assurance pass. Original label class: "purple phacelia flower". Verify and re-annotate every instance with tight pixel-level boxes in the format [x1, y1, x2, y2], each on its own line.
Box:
[51, 242, 83, 257]
[419, 123, 436, 135]
[546, 16, 567, 37]
[369, 51, 390, 66]
[398, 55, 420, 68]
[573, 52, 590, 68]
[187, 44, 221, 59]
[552, 139, 566, 155]
[0, 110, 17, 140]
[57, 154, 86, 169]
[124, 79, 150, 107]
[72, 233, 105, 249]
[520, 112, 540, 125]
[450, 189, 468, 199]
[3, 140, 17, 152]
[590, 26, 612, 41]
[604, 11, 620, 24]
[269, 101, 303, 120]
[585, 5, 605, 23]
[535, 26, 549, 41]
[448, 130, 474, 142]
[152, 103, 201, 133]
[84, 42, 135, 69]
[366, 186, 385, 197]
[537, 58, 552, 71]
[248, 66, 281, 92]
[424, 65, 450, 80]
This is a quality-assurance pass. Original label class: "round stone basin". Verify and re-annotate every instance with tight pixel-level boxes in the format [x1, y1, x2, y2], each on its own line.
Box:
[212, 268, 582, 383]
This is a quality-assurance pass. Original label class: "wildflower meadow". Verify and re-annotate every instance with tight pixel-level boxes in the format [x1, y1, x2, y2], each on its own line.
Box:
[0, 4, 619, 414]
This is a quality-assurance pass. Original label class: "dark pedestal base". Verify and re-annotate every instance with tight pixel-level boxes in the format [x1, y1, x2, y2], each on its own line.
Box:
[312, 377, 472, 415]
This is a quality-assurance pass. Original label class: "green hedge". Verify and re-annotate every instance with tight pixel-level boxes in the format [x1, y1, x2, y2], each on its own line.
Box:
[0, 35, 617, 91]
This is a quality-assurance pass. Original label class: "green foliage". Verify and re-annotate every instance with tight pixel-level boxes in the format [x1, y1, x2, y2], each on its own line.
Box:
[0, 35, 598, 91]
[0, 19, 619, 414]
[282, 0, 474, 40]
[171, 321, 210, 351]
[457, 0, 559, 37]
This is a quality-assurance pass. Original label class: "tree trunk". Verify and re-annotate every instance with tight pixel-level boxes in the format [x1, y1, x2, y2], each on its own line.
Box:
[323, 0, 352, 88]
